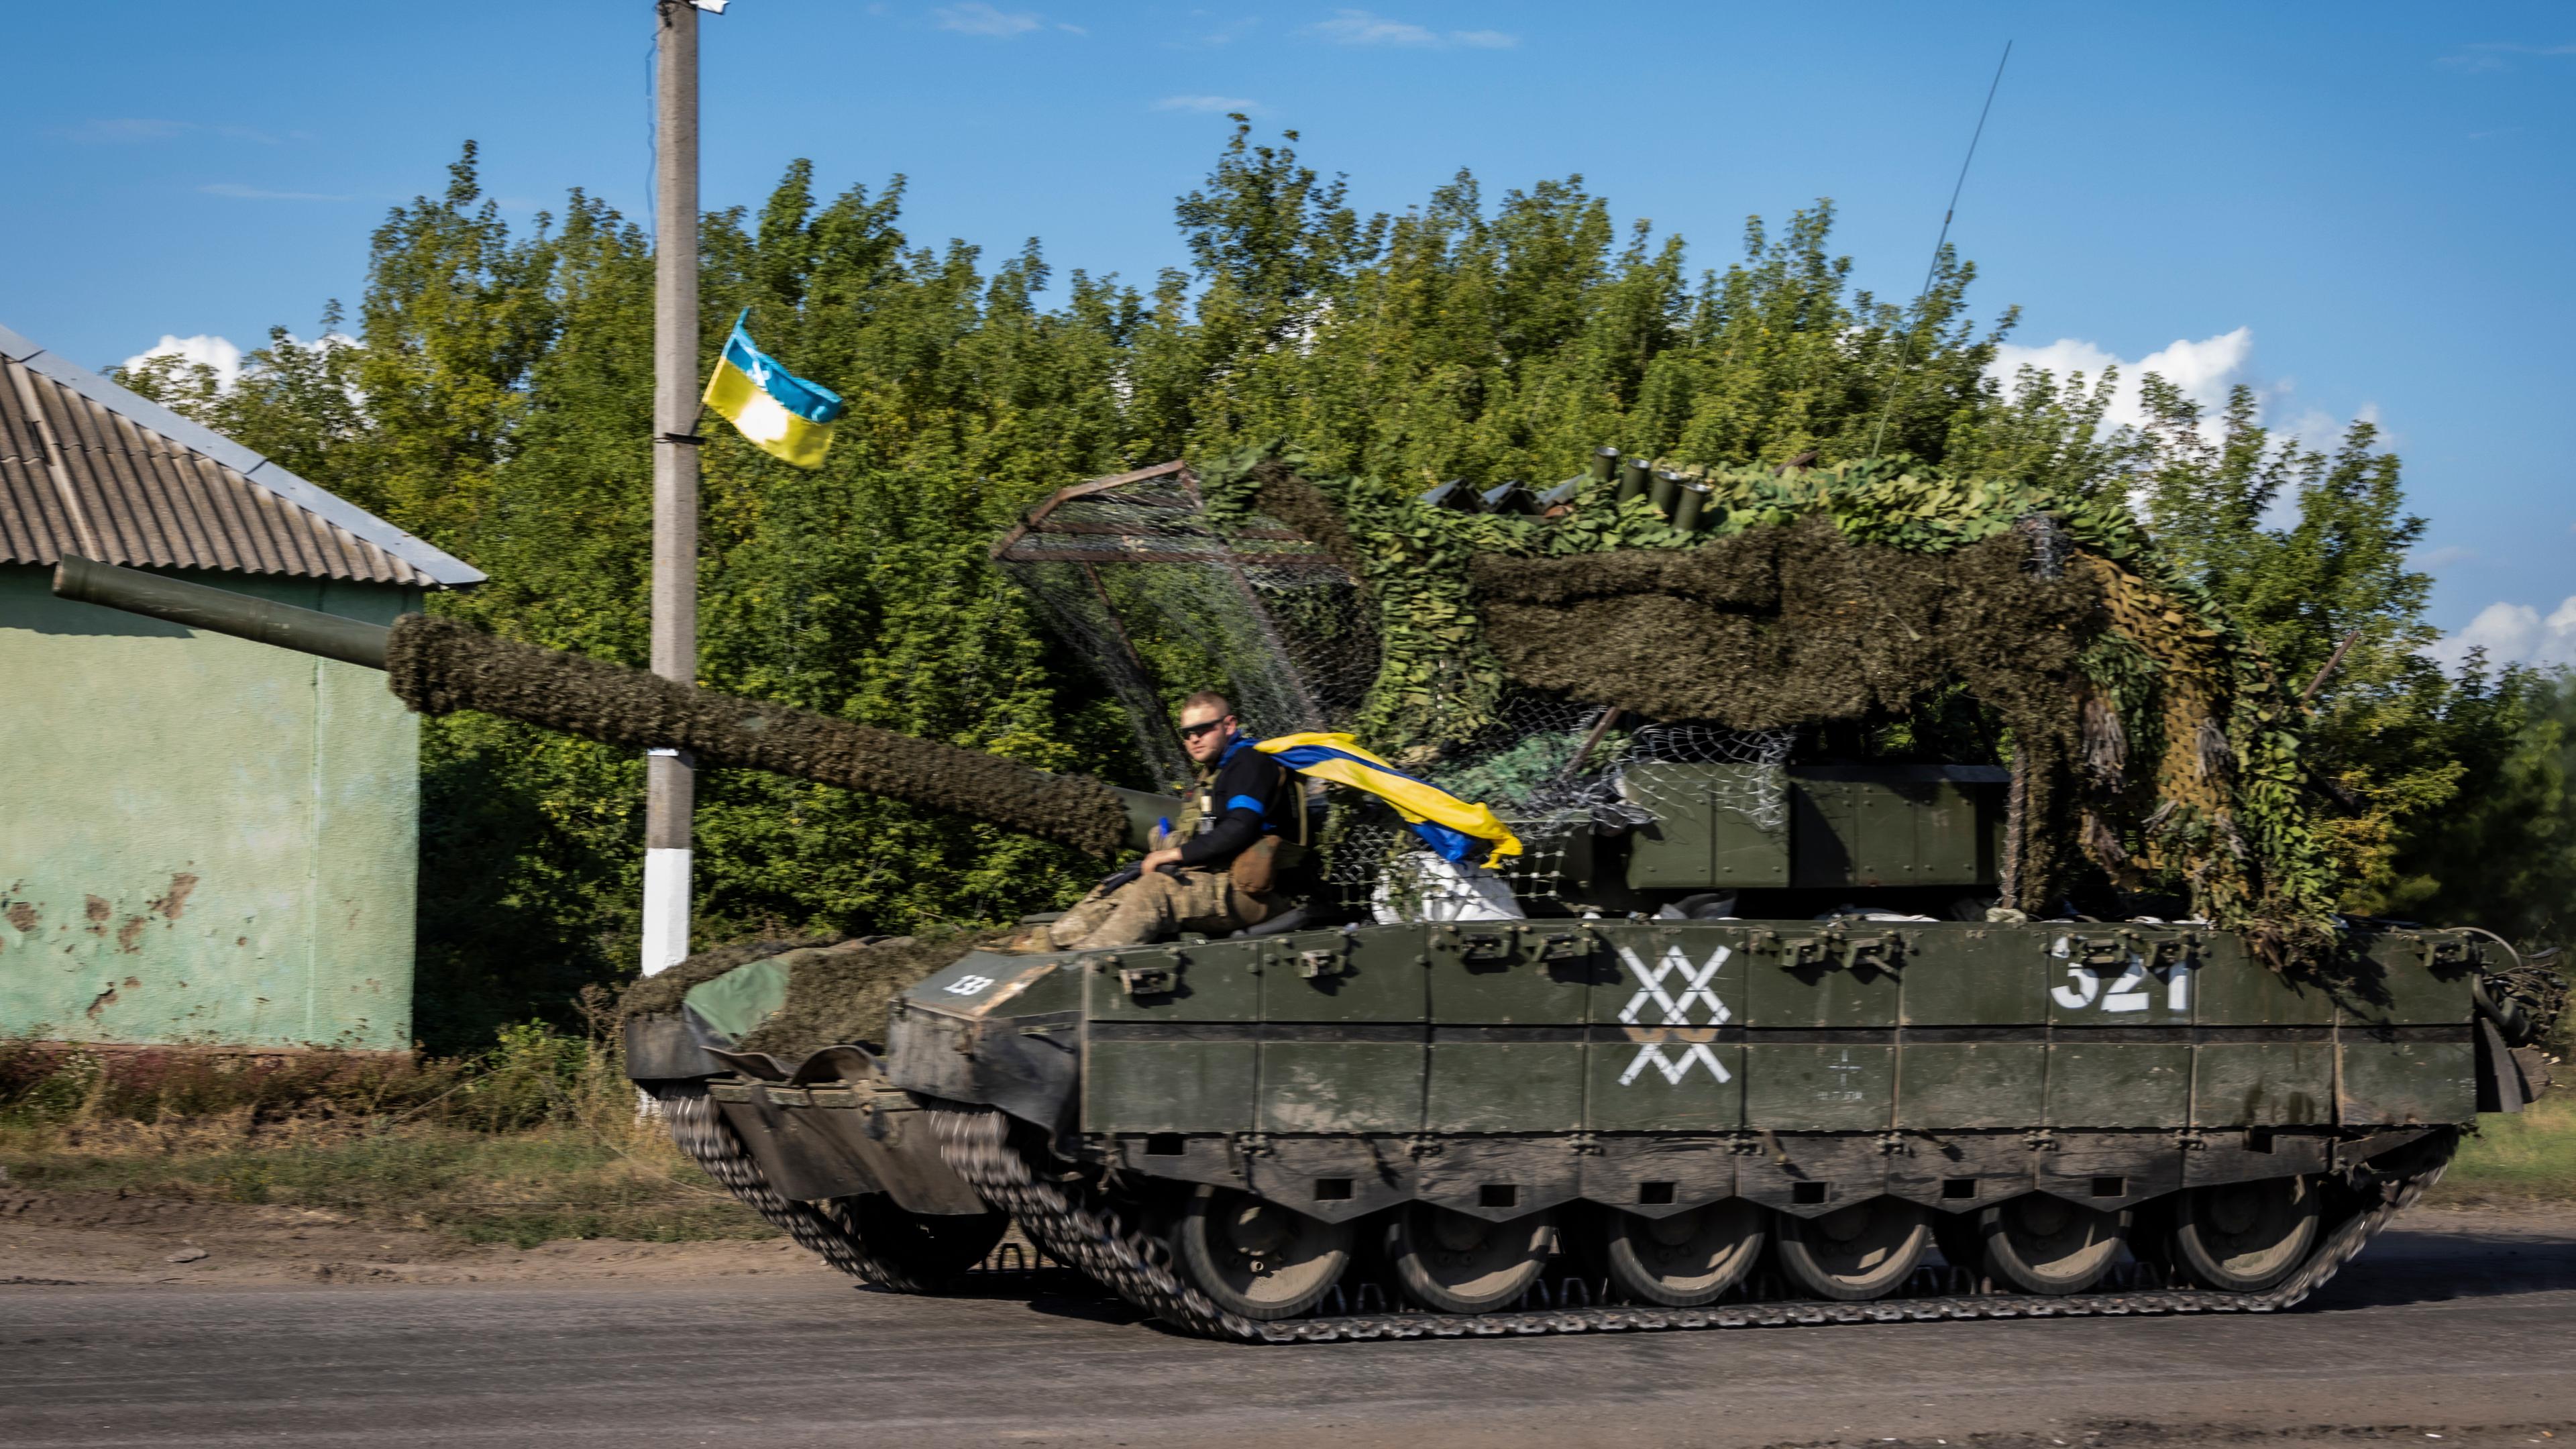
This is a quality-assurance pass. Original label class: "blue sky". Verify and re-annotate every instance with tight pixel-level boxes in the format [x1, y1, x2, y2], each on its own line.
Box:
[7, 1, 2571, 663]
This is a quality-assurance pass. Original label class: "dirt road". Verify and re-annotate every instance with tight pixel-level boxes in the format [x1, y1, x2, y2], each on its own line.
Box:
[5, 1202, 2574, 1448]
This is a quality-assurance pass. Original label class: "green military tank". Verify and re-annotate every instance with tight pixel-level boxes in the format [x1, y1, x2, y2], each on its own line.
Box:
[55, 443, 2561, 1342]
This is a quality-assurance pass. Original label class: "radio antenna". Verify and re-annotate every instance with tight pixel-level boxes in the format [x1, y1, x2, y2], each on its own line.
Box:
[1869, 40, 2012, 458]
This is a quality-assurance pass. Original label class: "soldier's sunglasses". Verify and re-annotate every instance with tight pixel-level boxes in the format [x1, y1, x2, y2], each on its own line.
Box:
[1178, 720, 1227, 741]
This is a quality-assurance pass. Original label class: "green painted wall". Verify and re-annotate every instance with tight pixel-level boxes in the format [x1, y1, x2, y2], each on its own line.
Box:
[0, 565, 423, 1049]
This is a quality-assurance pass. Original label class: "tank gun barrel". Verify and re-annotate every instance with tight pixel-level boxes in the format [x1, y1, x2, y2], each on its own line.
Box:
[53, 557, 1173, 855]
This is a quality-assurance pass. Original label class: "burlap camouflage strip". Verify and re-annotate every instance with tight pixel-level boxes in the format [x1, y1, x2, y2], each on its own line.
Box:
[384, 614, 1131, 861]
[1470, 518, 2102, 912]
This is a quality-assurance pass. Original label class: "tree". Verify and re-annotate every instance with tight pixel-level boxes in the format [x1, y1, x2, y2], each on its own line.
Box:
[2387, 667, 2576, 941]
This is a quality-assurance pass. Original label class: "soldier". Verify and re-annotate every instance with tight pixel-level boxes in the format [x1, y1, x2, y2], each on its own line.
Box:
[1040, 690, 1303, 950]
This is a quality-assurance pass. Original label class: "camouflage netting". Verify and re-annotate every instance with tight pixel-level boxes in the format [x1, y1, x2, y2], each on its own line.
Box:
[732, 930, 1010, 1057]
[617, 931, 1002, 1056]
[619, 936, 841, 1020]
[1470, 519, 2097, 914]
[385, 614, 1131, 859]
[990, 462, 1378, 786]
[1179, 445, 2346, 961]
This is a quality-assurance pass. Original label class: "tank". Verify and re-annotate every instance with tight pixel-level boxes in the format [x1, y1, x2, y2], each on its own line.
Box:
[54, 442, 2561, 1342]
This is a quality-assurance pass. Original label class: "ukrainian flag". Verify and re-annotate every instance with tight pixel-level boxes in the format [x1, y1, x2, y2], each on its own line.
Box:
[1255, 733, 1523, 869]
[702, 312, 843, 468]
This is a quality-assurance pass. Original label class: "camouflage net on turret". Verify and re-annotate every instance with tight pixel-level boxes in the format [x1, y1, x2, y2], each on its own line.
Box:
[995, 461, 1796, 916]
[384, 615, 1132, 860]
[1177, 445, 2345, 962]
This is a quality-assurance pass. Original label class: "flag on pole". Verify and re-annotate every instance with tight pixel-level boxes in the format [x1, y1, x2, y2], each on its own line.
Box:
[1254, 732, 1524, 869]
[702, 311, 843, 468]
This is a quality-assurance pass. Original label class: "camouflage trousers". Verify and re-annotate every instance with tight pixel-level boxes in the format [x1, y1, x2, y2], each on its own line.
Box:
[1042, 868, 1278, 951]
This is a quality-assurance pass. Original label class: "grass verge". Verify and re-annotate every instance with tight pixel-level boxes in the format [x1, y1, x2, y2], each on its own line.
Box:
[0, 1000, 776, 1249]
[2428, 1091, 2576, 1206]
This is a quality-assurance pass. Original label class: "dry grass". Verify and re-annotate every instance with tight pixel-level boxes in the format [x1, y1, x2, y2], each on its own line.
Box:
[0, 998, 774, 1249]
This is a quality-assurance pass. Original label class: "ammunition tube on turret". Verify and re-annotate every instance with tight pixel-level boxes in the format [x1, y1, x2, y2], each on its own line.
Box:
[1615, 456, 1651, 504]
[1588, 445, 1619, 484]
[1671, 480, 1710, 533]
[1649, 470, 1683, 520]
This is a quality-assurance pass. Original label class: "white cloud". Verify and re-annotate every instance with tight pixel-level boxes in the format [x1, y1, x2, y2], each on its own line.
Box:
[2415, 545, 2477, 570]
[123, 334, 247, 390]
[199, 182, 350, 201]
[2426, 596, 2576, 672]
[934, 3, 1042, 36]
[1988, 327, 2253, 433]
[1308, 9, 1517, 48]
[121, 331, 355, 394]
[1986, 326, 2381, 455]
[1155, 94, 1263, 113]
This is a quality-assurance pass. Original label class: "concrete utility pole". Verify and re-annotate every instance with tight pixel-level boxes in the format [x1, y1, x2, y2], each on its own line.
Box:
[642, 0, 704, 977]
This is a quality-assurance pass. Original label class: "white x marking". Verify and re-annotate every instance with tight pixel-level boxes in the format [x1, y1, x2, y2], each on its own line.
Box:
[1616, 943, 1732, 1026]
[1619, 1040, 1732, 1086]
[1614, 943, 1734, 1086]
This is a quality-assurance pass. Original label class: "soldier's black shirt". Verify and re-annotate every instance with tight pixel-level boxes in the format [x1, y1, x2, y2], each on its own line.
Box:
[1175, 736, 1300, 867]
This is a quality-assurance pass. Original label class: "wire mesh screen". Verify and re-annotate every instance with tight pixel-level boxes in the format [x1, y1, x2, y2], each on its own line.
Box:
[994, 464, 1375, 789]
[995, 464, 1792, 919]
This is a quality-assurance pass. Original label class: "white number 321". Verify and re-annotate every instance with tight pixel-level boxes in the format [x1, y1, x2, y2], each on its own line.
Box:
[2048, 938, 2190, 1014]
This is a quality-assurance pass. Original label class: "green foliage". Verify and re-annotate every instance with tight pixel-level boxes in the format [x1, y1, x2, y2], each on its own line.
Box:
[2391, 669, 2576, 941]
[2431, 1090, 2576, 1205]
[109, 121, 2542, 1029]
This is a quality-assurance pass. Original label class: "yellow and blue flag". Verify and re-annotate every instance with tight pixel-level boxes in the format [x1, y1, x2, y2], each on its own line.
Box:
[1255, 733, 1523, 869]
[702, 312, 843, 468]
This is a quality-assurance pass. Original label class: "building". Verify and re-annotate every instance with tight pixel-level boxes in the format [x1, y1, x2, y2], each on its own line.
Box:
[0, 323, 482, 1051]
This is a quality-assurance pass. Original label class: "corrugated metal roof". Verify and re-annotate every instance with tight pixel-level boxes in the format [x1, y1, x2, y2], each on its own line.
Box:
[0, 322, 484, 588]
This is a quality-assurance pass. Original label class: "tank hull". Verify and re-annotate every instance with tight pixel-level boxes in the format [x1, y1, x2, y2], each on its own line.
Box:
[633, 918, 2519, 1338]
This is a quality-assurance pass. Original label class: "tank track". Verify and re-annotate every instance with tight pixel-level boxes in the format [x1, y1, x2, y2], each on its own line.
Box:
[649, 1081, 949, 1293]
[930, 1104, 2453, 1344]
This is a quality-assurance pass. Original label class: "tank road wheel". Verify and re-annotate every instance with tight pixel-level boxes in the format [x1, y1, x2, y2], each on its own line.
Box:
[1774, 1197, 1931, 1301]
[832, 1193, 1010, 1283]
[1977, 1193, 2129, 1295]
[1171, 1185, 1354, 1322]
[1386, 1203, 1556, 1314]
[2172, 1174, 2319, 1293]
[1602, 1199, 1768, 1307]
